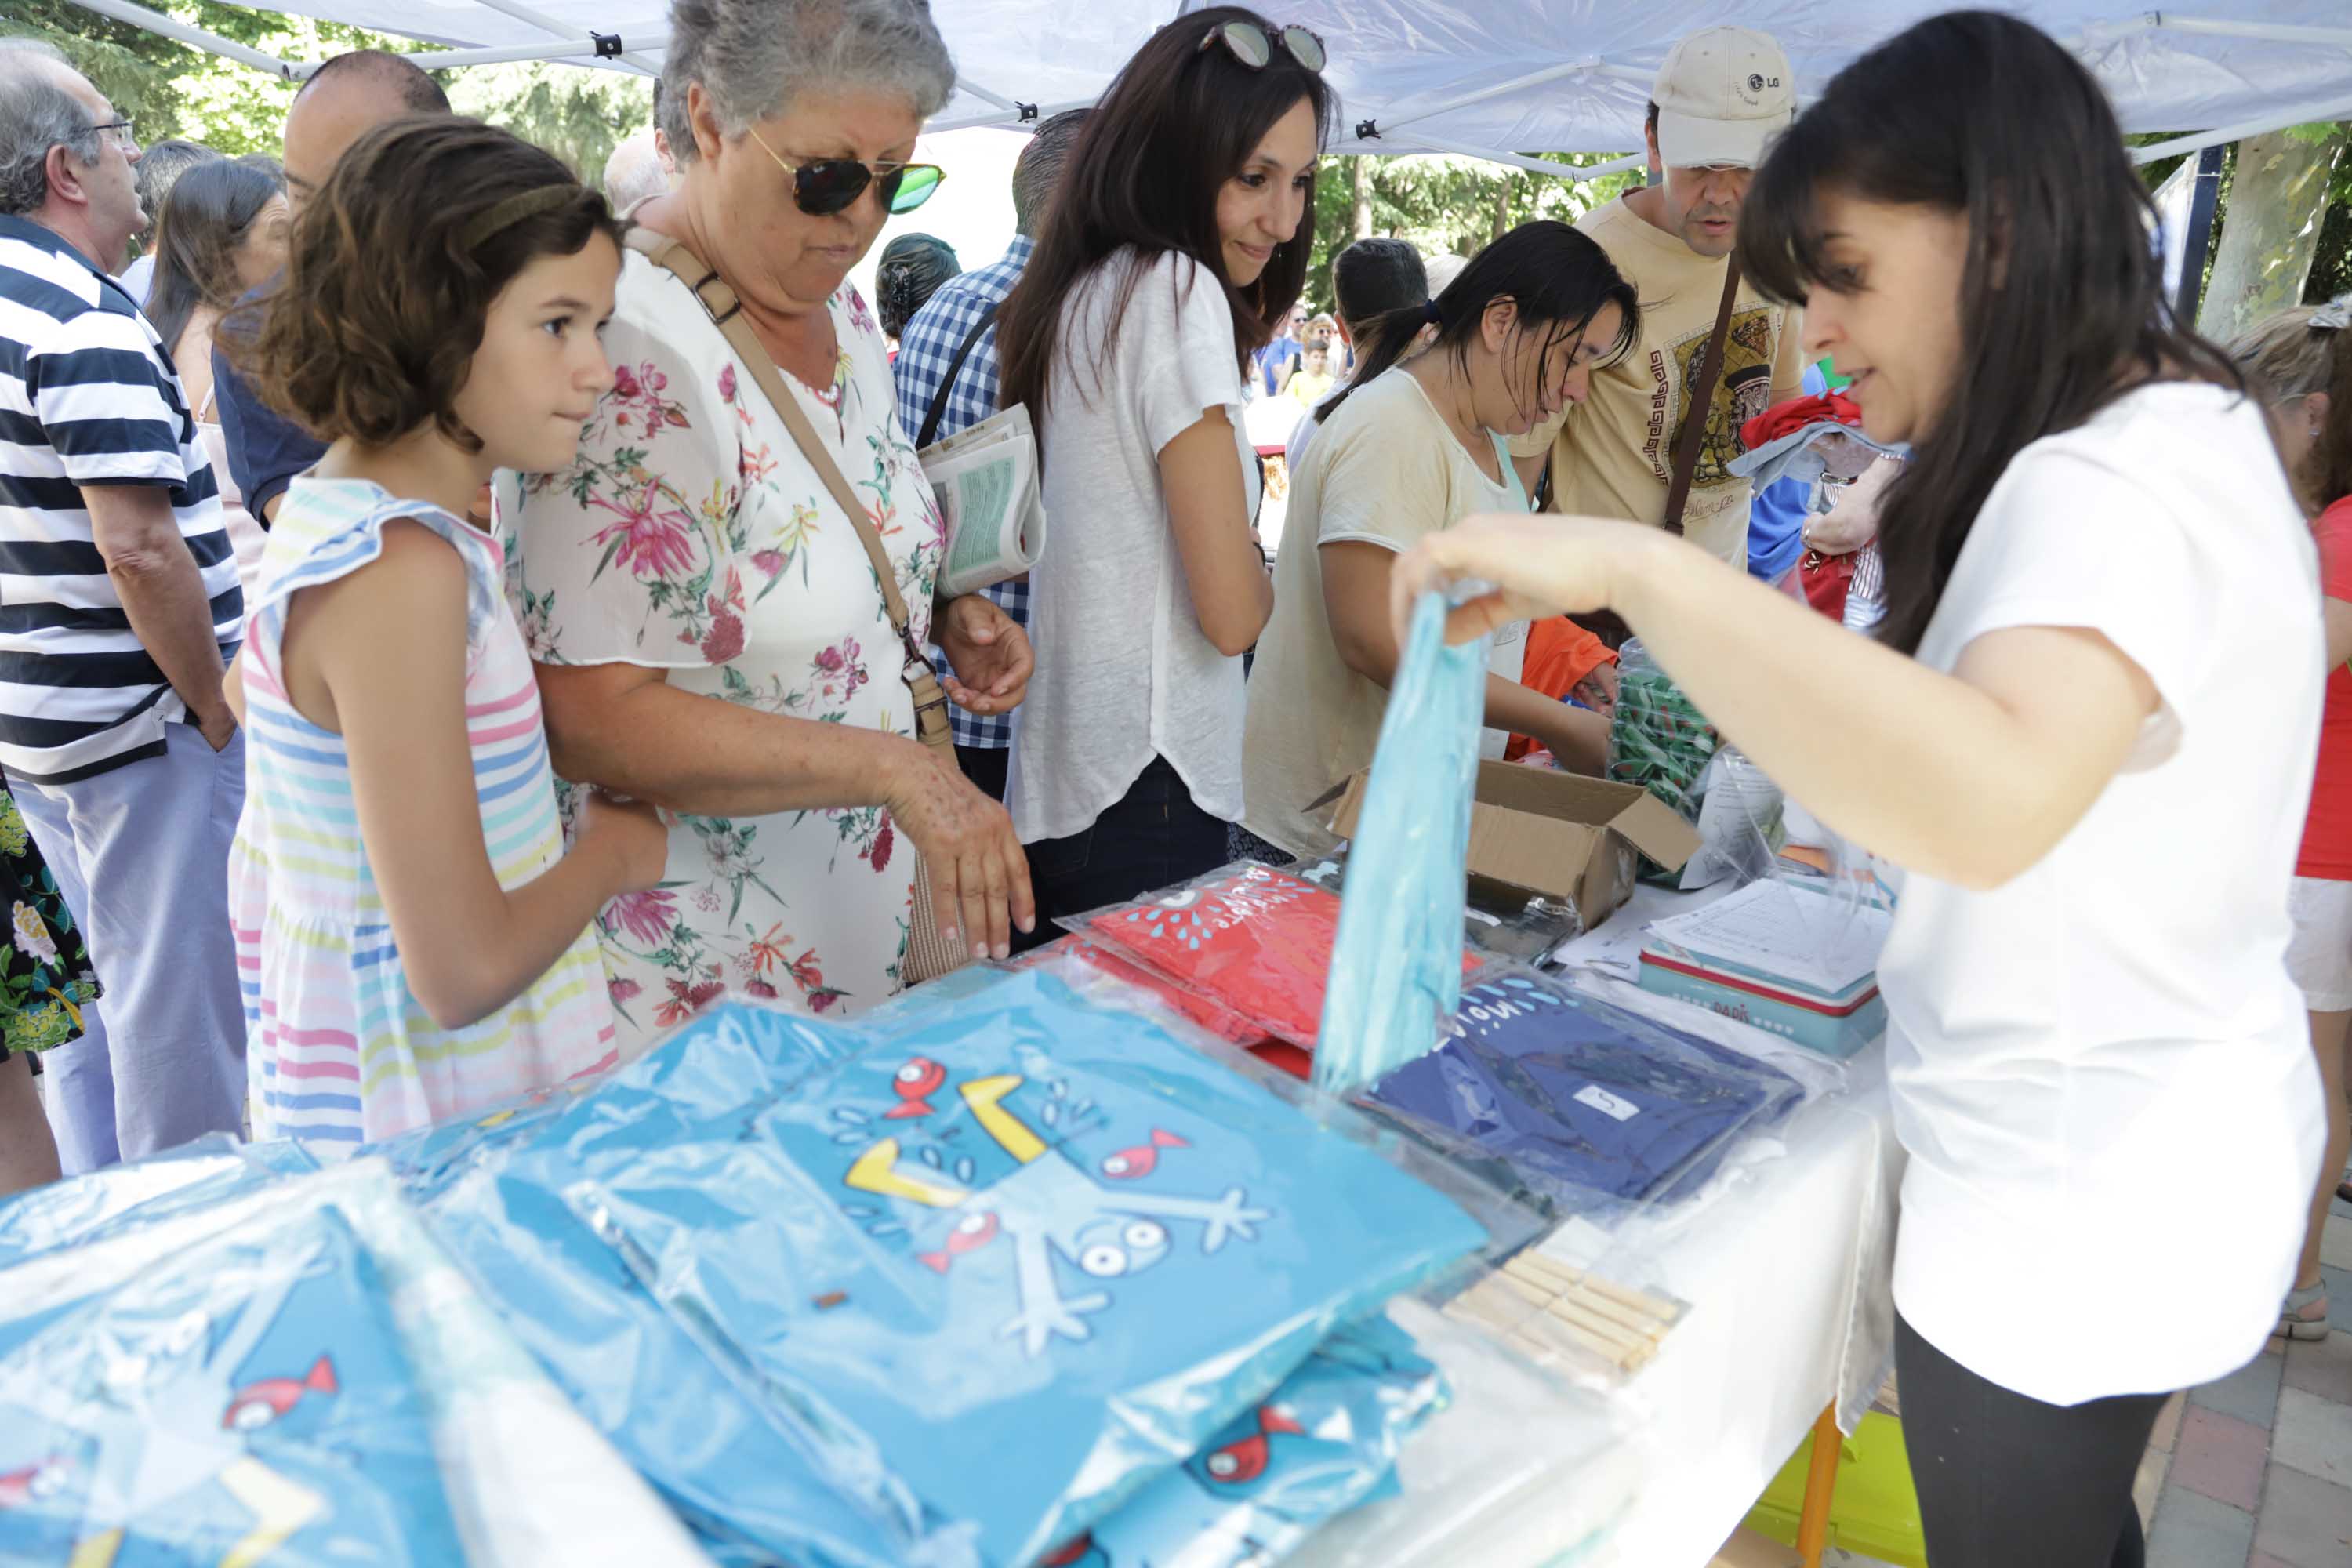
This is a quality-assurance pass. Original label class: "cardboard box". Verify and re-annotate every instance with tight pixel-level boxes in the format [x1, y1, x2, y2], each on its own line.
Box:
[1323, 761, 1700, 929]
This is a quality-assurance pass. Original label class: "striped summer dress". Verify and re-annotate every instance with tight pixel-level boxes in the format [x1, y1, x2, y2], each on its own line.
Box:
[229, 478, 617, 1153]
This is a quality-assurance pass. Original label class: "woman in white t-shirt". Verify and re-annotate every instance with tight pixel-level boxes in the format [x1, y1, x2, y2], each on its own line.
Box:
[994, 9, 1331, 938]
[1242, 220, 1634, 859]
[1393, 16, 2325, 1567]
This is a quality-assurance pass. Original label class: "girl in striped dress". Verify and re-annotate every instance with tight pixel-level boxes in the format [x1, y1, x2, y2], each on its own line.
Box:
[221, 118, 666, 1153]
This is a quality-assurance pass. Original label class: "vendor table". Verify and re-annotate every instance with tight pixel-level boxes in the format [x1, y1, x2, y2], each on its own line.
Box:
[1294, 884, 1907, 1567]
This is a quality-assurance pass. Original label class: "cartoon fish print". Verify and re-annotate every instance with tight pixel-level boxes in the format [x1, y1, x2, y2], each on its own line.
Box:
[1040, 1534, 1112, 1568]
[221, 1354, 338, 1432]
[916, 1210, 1000, 1274]
[884, 1056, 948, 1120]
[0, 1454, 69, 1510]
[1190, 1406, 1306, 1492]
[1069, 1215, 1169, 1280]
[1098, 1127, 1188, 1181]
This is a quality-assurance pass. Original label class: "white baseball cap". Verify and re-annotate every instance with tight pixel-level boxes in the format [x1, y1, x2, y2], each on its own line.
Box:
[1651, 26, 1795, 171]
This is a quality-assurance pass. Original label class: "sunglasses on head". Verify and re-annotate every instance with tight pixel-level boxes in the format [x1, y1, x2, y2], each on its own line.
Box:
[744, 123, 946, 218]
[1198, 19, 1327, 74]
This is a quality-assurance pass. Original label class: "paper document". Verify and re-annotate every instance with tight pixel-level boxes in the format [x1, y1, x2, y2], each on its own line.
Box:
[1644, 879, 1890, 996]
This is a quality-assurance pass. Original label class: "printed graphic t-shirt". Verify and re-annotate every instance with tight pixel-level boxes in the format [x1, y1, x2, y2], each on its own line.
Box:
[1508, 197, 1803, 569]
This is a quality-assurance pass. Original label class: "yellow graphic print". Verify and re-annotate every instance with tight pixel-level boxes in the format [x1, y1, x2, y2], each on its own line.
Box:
[1666, 307, 1780, 492]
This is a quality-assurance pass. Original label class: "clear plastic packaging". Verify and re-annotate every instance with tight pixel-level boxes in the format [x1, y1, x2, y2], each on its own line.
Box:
[0, 1131, 318, 1269]
[1295, 848, 1584, 968]
[1013, 935, 1272, 1046]
[1608, 641, 1787, 892]
[1315, 590, 1486, 1094]
[1052, 1312, 1449, 1568]
[427, 975, 1504, 1568]
[1065, 860, 1480, 1051]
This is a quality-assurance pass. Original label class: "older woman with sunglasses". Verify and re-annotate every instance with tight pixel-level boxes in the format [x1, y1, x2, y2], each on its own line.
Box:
[504, 0, 1034, 1047]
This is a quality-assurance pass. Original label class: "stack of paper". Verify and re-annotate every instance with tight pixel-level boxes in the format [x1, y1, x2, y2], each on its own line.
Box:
[1642, 880, 1891, 1001]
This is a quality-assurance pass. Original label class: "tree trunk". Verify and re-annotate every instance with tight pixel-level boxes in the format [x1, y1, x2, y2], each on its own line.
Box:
[2198, 128, 2347, 341]
[1491, 176, 1514, 242]
[1351, 155, 1373, 241]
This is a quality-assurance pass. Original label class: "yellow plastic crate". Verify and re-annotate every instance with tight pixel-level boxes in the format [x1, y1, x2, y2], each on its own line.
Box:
[1742, 1412, 1926, 1568]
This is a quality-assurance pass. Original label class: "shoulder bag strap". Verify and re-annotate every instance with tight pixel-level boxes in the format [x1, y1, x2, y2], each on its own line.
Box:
[1661, 255, 1744, 539]
[625, 227, 956, 760]
[916, 299, 1002, 449]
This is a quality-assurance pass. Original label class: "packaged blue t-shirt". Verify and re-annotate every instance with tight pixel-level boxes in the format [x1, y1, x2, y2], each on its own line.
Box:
[0, 1134, 318, 1269]
[1055, 1313, 1446, 1568]
[1365, 970, 1802, 1214]
[0, 1203, 463, 1565]
[475, 975, 1487, 1568]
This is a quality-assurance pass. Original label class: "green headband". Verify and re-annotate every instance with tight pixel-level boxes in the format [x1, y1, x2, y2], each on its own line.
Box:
[458, 185, 578, 250]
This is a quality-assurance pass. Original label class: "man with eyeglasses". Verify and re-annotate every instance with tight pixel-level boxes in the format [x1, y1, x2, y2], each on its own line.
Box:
[0, 44, 250, 1170]
[210, 49, 450, 529]
[1254, 302, 1309, 400]
[1508, 26, 1808, 574]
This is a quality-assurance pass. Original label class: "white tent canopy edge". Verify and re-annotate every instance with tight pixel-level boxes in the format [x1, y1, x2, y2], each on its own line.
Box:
[57, 0, 2352, 175]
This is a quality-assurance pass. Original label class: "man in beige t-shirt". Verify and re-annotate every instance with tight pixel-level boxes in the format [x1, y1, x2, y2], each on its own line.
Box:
[1509, 27, 1805, 568]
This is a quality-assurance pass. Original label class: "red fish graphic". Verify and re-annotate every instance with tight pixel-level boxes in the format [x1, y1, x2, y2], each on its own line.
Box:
[0, 1454, 69, 1510]
[1099, 1128, 1189, 1181]
[884, 1057, 948, 1120]
[916, 1210, 1000, 1273]
[1197, 1406, 1305, 1487]
[221, 1354, 339, 1431]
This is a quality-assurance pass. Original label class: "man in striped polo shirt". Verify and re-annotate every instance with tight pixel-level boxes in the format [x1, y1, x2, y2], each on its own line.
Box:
[0, 45, 248, 1171]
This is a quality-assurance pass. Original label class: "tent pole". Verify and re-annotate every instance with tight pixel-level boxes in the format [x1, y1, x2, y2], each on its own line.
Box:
[1376, 135, 1645, 183]
[926, 96, 1097, 135]
[2145, 14, 2352, 49]
[2172, 143, 2228, 326]
[398, 34, 670, 71]
[60, 0, 303, 80]
[465, 0, 662, 76]
[2132, 90, 2352, 163]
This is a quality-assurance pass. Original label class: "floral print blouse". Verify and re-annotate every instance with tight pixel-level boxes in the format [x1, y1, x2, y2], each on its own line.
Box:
[506, 253, 944, 1055]
[0, 787, 99, 1054]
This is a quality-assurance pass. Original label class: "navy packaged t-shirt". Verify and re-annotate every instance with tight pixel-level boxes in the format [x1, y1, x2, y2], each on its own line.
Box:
[1366, 970, 1801, 1212]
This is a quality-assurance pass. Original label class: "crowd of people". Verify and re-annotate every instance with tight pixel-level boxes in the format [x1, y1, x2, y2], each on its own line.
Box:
[0, 4, 2347, 1563]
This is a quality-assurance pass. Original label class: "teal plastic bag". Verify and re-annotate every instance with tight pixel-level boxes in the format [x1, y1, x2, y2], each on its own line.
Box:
[1314, 591, 1487, 1094]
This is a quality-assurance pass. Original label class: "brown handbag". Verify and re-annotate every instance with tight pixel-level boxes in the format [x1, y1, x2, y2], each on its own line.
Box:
[624, 227, 973, 983]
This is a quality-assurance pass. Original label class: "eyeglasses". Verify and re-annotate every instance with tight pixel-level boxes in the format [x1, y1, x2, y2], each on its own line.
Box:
[742, 123, 944, 218]
[89, 120, 137, 152]
[1197, 20, 1327, 74]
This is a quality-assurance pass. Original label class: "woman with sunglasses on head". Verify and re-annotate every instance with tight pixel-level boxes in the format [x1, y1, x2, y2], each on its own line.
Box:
[506, 0, 1036, 1045]
[995, 8, 1330, 938]
[1394, 14, 2324, 1566]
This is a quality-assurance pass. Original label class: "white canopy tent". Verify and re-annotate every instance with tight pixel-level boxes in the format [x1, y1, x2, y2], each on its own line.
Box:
[60, 0, 2352, 175]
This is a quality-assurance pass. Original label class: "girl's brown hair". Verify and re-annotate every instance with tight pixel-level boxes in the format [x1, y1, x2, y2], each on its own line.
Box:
[230, 115, 618, 451]
[145, 158, 284, 358]
[2228, 303, 2352, 513]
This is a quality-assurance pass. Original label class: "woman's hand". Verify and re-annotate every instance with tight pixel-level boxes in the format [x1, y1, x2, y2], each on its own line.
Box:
[883, 741, 1036, 960]
[574, 788, 670, 895]
[1802, 453, 1900, 556]
[1391, 514, 1669, 649]
[1571, 659, 1620, 719]
[935, 594, 1034, 717]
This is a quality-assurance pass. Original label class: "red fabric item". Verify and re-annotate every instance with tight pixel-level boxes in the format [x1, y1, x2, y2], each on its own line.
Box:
[1800, 548, 1857, 621]
[1506, 617, 1618, 761]
[1012, 936, 1270, 1046]
[1250, 1041, 1316, 1080]
[2299, 497, 2352, 880]
[1740, 390, 1863, 452]
[1080, 863, 1481, 1047]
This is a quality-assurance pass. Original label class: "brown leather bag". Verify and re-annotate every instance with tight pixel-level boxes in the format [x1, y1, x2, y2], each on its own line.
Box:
[624, 227, 972, 983]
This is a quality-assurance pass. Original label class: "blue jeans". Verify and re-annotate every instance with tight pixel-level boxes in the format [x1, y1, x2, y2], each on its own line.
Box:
[1014, 757, 1231, 954]
[16, 724, 247, 1171]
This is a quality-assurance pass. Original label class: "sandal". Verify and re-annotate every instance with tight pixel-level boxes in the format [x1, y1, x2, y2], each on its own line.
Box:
[2337, 1178, 2352, 1207]
[2277, 1280, 2332, 1342]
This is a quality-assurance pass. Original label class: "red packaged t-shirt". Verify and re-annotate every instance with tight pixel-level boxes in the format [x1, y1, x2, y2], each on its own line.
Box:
[2299, 498, 2352, 880]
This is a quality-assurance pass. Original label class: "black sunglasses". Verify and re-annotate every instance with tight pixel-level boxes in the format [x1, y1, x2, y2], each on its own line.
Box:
[1198, 20, 1327, 74]
[744, 123, 945, 218]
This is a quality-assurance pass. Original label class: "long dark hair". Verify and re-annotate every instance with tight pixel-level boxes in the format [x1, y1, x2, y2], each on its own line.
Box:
[1737, 9, 2241, 654]
[1318, 220, 1637, 427]
[996, 5, 1332, 434]
[146, 158, 284, 358]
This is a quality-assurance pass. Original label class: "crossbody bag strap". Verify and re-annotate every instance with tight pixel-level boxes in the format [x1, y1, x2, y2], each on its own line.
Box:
[915, 299, 1002, 449]
[625, 227, 956, 760]
[1661, 255, 1744, 539]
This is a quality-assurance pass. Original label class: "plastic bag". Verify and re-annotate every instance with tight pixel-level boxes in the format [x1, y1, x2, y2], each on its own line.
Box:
[1013, 936, 1271, 1046]
[1356, 965, 1805, 1225]
[0, 1131, 318, 1269]
[1071, 862, 1480, 1051]
[1295, 849, 1585, 968]
[0, 1200, 467, 1565]
[440, 977, 1495, 1568]
[1315, 590, 1487, 1094]
[1609, 641, 1786, 892]
[1051, 1314, 1447, 1568]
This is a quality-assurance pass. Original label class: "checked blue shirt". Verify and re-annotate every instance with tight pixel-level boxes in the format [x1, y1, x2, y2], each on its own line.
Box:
[894, 235, 1033, 751]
